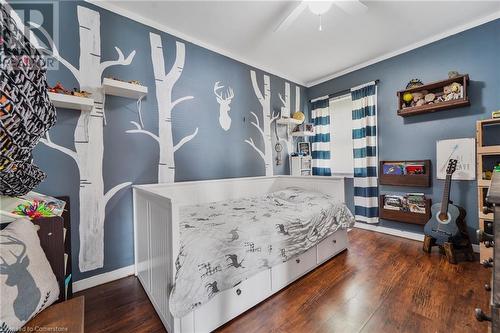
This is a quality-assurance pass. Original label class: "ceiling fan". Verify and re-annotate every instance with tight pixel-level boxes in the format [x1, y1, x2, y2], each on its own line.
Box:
[274, 0, 368, 32]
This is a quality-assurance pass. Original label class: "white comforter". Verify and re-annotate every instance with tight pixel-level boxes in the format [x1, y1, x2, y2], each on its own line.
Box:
[169, 187, 355, 317]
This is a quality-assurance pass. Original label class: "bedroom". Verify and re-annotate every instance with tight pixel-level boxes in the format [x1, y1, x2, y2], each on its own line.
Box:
[1, 0, 500, 332]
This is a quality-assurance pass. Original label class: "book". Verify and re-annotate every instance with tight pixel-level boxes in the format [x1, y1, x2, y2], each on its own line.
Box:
[405, 164, 425, 175]
[383, 163, 405, 175]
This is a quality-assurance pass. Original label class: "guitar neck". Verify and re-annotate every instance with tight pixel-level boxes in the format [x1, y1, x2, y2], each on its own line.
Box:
[440, 174, 452, 215]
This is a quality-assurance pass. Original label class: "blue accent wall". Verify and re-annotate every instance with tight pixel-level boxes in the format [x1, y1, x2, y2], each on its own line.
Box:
[307, 19, 500, 240]
[20, 1, 307, 280]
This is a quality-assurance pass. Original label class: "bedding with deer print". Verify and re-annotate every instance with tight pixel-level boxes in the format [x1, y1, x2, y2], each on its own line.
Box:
[169, 187, 355, 317]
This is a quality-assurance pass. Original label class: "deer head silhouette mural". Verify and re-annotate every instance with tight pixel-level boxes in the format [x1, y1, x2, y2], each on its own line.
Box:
[214, 81, 234, 131]
[0, 235, 41, 321]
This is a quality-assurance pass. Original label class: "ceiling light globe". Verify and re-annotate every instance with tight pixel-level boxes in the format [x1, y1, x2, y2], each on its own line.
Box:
[307, 1, 333, 15]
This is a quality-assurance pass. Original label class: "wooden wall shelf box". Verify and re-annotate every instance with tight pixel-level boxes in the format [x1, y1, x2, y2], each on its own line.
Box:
[379, 160, 431, 187]
[379, 195, 432, 225]
[48, 92, 94, 111]
[102, 78, 148, 99]
[397, 75, 469, 117]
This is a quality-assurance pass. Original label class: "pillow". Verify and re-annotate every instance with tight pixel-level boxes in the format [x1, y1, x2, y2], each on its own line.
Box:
[0, 218, 59, 331]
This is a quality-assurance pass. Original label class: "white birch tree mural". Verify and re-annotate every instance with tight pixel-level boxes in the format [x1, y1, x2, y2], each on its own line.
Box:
[126, 33, 197, 183]
[245, 70, 278, 176]
[34, 6, 134, 272]
[279, 82, 292, 155]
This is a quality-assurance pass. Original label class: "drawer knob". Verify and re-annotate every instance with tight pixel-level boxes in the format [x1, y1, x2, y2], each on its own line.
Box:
[296, 258, 301, 264]
[332, 239, 337, 244]
[236, 288, 241, 296]
[481, 258, 493, 268]
[475, 308, 491, 322]
[485, 283, 491, 292]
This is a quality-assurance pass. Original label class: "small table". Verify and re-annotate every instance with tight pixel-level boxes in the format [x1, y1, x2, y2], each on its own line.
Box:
[23, 296, 84, 333]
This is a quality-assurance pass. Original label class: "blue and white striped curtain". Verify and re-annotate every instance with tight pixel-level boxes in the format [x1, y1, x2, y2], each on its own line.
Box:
[351, 83, 378, 223]
[311, 98, 331, 176]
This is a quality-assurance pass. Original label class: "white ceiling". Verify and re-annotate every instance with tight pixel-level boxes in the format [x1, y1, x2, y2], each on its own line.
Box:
[95, 1, 500, 86]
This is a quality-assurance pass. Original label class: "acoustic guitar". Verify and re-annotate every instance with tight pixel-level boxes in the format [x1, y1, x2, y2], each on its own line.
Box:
[424, 159, 465, 245]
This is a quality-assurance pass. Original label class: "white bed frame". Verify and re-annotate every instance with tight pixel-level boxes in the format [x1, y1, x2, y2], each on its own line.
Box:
[133, 176, 349, 333]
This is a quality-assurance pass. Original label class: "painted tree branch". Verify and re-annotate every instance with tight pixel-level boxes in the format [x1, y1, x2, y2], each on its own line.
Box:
[99, 47, 136, 77]
[39, 132, 78, 164]
[249, 111, 265, 138]
[165, 42, 186, 85]
[171, 96, 194, 110]
[27, 21, 81, 82]
[173, 128, 199, 152]
[104, 182, 132, 208]
[244, 138, 265, 160]
[250, 70, 265, 105]
[125, 121, 160, 143]
[270, 111, 280, 123]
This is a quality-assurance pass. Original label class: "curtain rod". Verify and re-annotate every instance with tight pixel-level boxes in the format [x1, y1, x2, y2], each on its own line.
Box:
[310, 79, 379, 103]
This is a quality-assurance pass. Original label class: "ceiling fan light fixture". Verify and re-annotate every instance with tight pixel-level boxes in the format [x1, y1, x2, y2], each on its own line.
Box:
[307, 1, 333, 16]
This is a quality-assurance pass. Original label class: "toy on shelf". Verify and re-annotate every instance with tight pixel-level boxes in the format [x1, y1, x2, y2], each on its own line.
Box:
[49, 82, 91, 98]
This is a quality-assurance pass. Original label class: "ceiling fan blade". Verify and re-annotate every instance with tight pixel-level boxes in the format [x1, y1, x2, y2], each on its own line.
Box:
[333, 0, 368, 15]
[274, 1, 308, 32]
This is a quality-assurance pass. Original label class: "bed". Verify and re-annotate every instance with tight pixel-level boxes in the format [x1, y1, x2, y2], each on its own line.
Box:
[133, 176, 353, 333]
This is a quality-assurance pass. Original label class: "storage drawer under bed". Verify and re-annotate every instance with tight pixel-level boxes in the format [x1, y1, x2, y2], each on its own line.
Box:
[271, 246, 317, 291]
[317, 229, 348, 264]
[193, 269, 272, 332]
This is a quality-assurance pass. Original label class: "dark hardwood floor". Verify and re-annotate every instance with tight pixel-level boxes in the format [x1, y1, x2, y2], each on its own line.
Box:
[77, 229, 490, 333]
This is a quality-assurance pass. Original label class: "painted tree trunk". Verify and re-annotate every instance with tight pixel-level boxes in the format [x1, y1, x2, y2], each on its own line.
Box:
[39, 6, 133, 272]
[281, 82, 293, 155]
[75, 7, 108, 272]
[149, 33, 196, 183]
[250, 70, 273, 176]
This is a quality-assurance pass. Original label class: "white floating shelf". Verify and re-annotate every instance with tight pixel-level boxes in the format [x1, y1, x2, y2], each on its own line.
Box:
[292, 131, 315, 137]
[103, 78, 148, 99]
[48, 92, 94, 111]
[276, 117, 302, 125]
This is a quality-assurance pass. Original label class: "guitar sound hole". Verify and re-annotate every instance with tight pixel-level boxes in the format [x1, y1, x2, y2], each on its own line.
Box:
[438, 213, 448, 222]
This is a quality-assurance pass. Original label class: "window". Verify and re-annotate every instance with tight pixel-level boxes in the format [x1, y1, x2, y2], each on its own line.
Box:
[329, 95, 354, 174]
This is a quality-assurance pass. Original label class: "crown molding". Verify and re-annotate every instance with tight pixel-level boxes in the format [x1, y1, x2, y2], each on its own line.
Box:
[85, 0, 306, 86]
[306, 11, 500, 87]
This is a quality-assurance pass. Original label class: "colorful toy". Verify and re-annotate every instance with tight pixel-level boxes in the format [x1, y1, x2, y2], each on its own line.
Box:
[12, 200, 57, 219]
[403, 92, 413, 103]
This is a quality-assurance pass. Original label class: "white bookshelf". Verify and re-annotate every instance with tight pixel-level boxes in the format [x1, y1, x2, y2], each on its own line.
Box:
[276, 117, 302, 126]
[292, 131, 315, 137]
[102, 78, 148, 99]
[48, 92, 94, 111]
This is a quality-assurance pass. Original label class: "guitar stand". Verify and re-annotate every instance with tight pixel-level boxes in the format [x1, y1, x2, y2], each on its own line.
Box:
[423, 234, 474, 264]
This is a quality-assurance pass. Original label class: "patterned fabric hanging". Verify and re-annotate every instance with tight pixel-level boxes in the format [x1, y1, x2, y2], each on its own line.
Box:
[0, 4, 57, 196]
[351, 82, 378, 223]
[311, 98, 331, 176]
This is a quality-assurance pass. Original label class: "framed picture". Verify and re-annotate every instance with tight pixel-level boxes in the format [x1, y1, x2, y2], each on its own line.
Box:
[298, 142, 310, 156]
[305, 123, 314, 133]
[436, 138, 476, 180]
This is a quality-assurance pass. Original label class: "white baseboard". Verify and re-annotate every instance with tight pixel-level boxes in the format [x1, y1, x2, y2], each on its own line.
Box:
[354, 222, 425, 242]
[354, 222, 480, 253]
[72, 264, 135, 293]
